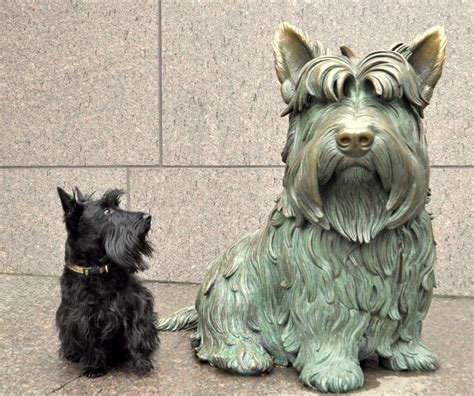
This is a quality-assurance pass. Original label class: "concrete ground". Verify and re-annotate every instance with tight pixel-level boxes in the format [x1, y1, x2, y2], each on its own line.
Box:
[0, 274, 472, 395]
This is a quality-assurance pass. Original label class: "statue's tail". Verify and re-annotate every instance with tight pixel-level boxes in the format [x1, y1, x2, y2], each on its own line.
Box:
[157, 306, 198, 331]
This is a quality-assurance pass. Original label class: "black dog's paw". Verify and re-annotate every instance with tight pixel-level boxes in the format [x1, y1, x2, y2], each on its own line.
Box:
[62, 351, 81, 363]
[134, 358, 154, 375]
[82, 367, 106, 378]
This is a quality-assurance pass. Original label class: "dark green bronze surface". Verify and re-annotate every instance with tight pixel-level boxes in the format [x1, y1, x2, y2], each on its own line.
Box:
[159, 23, 446, 393]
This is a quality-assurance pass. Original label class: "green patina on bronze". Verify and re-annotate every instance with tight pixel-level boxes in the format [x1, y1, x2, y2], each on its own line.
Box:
[159, 23, 446, 393]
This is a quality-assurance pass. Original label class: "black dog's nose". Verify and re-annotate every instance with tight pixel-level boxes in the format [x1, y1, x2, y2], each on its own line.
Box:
[336, 128, 374, 157]
[142, 214, 152, 223]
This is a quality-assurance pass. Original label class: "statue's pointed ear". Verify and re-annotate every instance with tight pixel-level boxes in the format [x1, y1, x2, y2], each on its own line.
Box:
[391, 26, 446, 104]
[273, 23, 323, 104]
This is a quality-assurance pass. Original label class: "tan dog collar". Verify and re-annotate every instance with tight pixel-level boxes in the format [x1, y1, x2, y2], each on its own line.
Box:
[66, 264, 109, 276]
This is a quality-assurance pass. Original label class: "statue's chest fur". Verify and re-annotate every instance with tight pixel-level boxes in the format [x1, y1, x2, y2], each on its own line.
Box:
[330, 230, 404, 316]
[274, 168, 408, 317]
[265, 211, 435, 359]
[274, 222, 404, 314]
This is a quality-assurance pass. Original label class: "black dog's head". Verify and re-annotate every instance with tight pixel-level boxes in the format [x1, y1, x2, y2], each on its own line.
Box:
[57, 187, 153, 272]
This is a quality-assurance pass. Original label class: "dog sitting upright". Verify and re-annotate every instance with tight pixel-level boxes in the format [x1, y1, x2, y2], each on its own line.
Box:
[56, 187, 159, 378]
[159, 24, 445, 393]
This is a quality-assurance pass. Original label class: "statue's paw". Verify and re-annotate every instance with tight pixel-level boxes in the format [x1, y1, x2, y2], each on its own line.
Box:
[300, 359, 363, 393]
[190, 331, 201, 348]
[197, 341, 273, 375]
[380, 341, 439, 372]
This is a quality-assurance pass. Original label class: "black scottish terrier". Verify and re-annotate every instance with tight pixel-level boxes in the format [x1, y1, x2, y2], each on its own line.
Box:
[56, 187, 159, 378]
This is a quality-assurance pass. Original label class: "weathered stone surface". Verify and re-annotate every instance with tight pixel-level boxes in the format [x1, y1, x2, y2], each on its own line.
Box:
[429, 168, 473, 296]
[0, 275, 472, 395]
[129, 167, 284, 282]
[161, 0, 472, 165]
[0, 0, 471, 303]
[0, 168, 126, 275]
[1, 1, 160, 166]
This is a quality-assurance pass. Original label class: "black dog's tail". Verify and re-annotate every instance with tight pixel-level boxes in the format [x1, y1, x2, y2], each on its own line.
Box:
[157, 306, 198, 331]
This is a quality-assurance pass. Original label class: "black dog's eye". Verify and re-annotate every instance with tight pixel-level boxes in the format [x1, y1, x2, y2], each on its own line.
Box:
[104, 208, 113, 215]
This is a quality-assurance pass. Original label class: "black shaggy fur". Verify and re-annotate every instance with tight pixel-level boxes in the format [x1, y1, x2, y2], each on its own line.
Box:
[56, 187, 159, 378]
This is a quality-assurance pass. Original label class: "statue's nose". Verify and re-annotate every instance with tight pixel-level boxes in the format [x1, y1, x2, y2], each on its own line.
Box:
[336, 128, 374, 157]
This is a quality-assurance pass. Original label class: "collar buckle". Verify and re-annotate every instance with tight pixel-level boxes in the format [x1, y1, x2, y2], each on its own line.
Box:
[66, 264, 110, 276]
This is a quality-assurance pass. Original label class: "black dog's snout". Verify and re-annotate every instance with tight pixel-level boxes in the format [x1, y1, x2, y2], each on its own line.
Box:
[142, 214, 152, 223]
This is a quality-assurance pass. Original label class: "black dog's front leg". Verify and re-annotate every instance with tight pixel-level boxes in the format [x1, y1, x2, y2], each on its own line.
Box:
[82, 344, 107, 378]
[125, 320, 159, 374]
[125, 294, 159, 375]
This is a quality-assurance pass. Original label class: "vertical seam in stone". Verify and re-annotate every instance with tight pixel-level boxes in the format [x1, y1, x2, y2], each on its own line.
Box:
[158, 0, 163, 166]
[126, 167, 131, 210]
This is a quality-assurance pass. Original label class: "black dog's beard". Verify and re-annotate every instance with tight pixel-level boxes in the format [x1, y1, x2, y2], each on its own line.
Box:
[322, 167, 390, 243]
[105, 226, 153, 273]
[139, 234, 154, 258]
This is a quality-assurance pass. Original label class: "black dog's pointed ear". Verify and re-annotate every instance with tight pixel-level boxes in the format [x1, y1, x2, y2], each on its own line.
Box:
[58, 187, 84, 234]
[57, 187, 76, 213]
[74, 186, 86, 203]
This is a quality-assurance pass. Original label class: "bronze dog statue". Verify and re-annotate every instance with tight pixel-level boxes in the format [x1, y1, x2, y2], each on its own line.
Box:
[159, 23, 446, 393]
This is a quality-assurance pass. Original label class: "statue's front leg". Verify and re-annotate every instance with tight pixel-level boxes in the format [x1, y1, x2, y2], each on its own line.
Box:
[379, 298, 439, 371]
[293, 307, 370, 393]
[380, 213, 439, 372]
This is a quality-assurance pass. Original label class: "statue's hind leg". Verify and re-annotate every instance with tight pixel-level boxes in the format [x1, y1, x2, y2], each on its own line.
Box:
[192, 280, 273, 375]
[195, 331, 274, 375]
[380, 338, 439, 372]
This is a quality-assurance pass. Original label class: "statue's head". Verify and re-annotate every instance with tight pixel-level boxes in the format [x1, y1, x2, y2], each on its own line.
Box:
[273, 23, 446, 242]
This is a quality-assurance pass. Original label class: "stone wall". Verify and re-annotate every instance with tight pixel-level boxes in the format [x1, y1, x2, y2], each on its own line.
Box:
[1, 0, 472, 296]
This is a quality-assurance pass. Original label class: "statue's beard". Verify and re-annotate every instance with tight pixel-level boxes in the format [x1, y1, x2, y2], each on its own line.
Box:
[321, 167, 390, 243]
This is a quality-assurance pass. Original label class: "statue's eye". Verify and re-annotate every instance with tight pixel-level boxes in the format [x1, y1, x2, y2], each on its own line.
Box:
[104, 208, 113, 215]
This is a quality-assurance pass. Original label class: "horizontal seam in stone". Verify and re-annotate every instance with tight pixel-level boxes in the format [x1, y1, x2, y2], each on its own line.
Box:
[0, 165, 472, 170]
[0, 273, 470, 298]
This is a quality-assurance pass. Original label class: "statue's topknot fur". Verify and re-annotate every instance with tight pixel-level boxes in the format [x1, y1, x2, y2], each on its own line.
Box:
[159, 24, 446, 393]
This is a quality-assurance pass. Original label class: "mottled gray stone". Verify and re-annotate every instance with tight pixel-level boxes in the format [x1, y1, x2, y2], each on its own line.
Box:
[0, 0, 471, 304]
[429, 168, 473, 296]
[0, 275, 472, 395]
[129, 167, 284, 282]
[162, 0, 472, 166]
[1, 1, 160, 166]
[0, 168, 126, 275]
